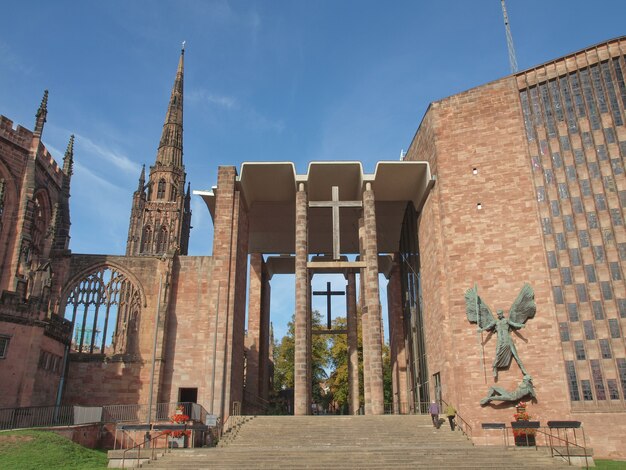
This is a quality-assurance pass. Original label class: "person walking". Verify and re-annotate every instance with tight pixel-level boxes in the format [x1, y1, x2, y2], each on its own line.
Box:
[428, 400, 440, 428]
[444, 403, 457, 431]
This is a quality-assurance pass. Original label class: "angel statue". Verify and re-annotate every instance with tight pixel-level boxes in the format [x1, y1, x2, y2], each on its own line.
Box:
[465, 284, 536, 379]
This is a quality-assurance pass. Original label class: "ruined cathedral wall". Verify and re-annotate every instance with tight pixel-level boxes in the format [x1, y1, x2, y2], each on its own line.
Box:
[408, 77, 570, 443]
[62, 254, 168, 406]
[0, 321, 65, 408]
[159, 255, 216, 409]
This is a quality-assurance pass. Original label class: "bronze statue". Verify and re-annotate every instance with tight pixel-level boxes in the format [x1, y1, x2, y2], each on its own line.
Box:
[465, 284, 536, 379]
[480, 374, 536, 405]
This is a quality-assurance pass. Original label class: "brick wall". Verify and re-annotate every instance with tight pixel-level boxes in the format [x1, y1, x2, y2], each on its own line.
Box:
[406, 77, 572, 443]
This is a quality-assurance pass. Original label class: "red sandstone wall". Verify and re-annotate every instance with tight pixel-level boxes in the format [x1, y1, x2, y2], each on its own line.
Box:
[63, 255, 171, 407]
[160, 255, 215, 407]
[406, 77, 573, 443]
[0, 323, 65, 407]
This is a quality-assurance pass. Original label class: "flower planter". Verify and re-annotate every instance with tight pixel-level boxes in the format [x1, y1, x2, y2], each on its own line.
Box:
[514, 434, 536, 447]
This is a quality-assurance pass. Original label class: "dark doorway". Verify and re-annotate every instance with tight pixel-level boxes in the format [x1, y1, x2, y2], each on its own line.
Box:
[178, 387, 198, 403]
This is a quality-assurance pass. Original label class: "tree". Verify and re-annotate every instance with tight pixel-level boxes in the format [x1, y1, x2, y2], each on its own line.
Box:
[326, 312, 393, 412]
[273, 310, 330, 410]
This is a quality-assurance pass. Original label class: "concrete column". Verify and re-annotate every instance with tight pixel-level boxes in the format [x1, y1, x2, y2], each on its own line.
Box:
[387, 255, 408, 414]
[358, 217, 371, 414]
[346, 271, 360, 415]
[294, 183, 310, 415]
[362, 182, 384, 415]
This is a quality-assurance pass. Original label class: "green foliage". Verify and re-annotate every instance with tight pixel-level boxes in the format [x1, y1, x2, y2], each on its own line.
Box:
[273, 311, 330, 406]
[326, 314, 393, 411]
[0, 430, 108, 469]
[273, 308, 393, 413]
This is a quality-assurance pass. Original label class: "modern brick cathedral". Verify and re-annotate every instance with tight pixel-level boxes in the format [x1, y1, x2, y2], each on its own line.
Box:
[1, 37, 626, 458]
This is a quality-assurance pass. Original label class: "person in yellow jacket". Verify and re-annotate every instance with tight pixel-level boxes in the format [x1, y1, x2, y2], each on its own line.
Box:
[444, 403, 456, 431]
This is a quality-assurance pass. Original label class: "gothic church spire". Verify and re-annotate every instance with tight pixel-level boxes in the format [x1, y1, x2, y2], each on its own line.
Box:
[63, 134, 75, 177]
[34, 90, 48, 135]
[156, 47, 184, 168]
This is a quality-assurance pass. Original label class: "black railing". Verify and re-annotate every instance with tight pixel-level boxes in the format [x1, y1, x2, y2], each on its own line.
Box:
[481, 421, 590, 469]
[0, 401, 212, 431]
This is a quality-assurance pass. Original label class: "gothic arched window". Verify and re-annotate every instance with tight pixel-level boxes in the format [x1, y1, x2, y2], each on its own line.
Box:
[157, 179, 166, 199]
[141, 226, 152, 253]
[64, 266, 141, 355]
[156, 225, 168, 253]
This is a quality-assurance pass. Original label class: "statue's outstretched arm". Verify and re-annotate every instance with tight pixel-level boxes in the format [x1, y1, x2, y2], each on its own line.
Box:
[508, 319, 525, 329]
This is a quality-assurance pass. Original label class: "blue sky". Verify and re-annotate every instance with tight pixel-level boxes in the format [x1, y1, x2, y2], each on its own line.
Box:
[1, 1, 625, 340]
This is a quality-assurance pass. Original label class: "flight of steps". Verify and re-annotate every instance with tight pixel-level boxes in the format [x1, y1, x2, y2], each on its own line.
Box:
[143, 415, 576, 469]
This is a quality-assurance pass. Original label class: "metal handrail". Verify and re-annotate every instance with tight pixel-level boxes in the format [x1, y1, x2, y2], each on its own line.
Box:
[121, 430, 169, 469]
[441, 398, 472, 439]
[534, 426, 589, 469]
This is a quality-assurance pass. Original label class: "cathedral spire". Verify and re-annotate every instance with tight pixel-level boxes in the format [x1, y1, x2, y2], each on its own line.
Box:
[137, 164, 146, 192]
[63, 135, 75, 177]
[155, 48, 184, 168]
[34, 90, 48, 135]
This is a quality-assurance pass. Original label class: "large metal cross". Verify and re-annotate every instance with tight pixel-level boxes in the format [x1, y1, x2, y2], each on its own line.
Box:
[309, 186, 362, 260]
[313, 281, 345, 330]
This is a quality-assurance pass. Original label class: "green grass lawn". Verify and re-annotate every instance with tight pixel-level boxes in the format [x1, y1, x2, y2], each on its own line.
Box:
[595, 460, 626, 469]
[0, 430, 108, 470]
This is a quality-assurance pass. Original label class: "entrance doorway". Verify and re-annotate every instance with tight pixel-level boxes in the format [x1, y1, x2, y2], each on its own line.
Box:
[178, 387, 198, 403]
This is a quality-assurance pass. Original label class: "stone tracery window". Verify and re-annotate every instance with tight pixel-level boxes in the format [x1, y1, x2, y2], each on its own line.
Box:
[64, 266, 141, 355]
[141, 225, 152, 253]
[156, 225, 168, 253]
[157, 179, 166, 199]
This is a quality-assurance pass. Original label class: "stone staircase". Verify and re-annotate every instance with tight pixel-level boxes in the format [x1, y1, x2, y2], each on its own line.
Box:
[143, 415, 577, 469]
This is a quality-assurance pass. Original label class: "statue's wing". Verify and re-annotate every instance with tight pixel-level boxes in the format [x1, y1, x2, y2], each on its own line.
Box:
[465, 287, 495, 329]
[509, 283, 536, 324]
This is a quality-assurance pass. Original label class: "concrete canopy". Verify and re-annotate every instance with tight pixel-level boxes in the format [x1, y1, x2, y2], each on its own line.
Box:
[195, 161, 433, 255]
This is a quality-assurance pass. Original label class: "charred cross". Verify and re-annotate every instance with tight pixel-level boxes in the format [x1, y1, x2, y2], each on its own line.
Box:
[313, 281, 345, 330]
[309, 186, 362, 260]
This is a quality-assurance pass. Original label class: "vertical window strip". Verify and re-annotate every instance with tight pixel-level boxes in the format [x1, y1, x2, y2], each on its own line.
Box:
[581, 379, 594, 400]
[541, 82, 557, 137]
[559, 75, 579, 132]
[570, 73, 586, 118]
[566, 361, 581, 401]
[612, 57, 626, 110]
[590, 64, 608, 114]
[601, 61, 623, 126]
[549, 79, 565, 122]
[529, 86, 544, 127]
[580, 68, 601, 130]
[590, 360, 607, 400]
[599, 339, 612, 358]
[607, 379, 620, 400]
[617, 358, 626, 399]
[520, 89, 535, 141]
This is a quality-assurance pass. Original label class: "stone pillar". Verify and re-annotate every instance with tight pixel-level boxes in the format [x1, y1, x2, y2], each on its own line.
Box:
[358, 217, 371, 414]
[362, 182, 384, 415]
[387, 255, 408, 414]
[259, 268, 271, 401]
[346, 271, 360, 415]
[209, 166, 249, 420]
[245, 253, 263, 400]
[294, 183, 310, 415]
